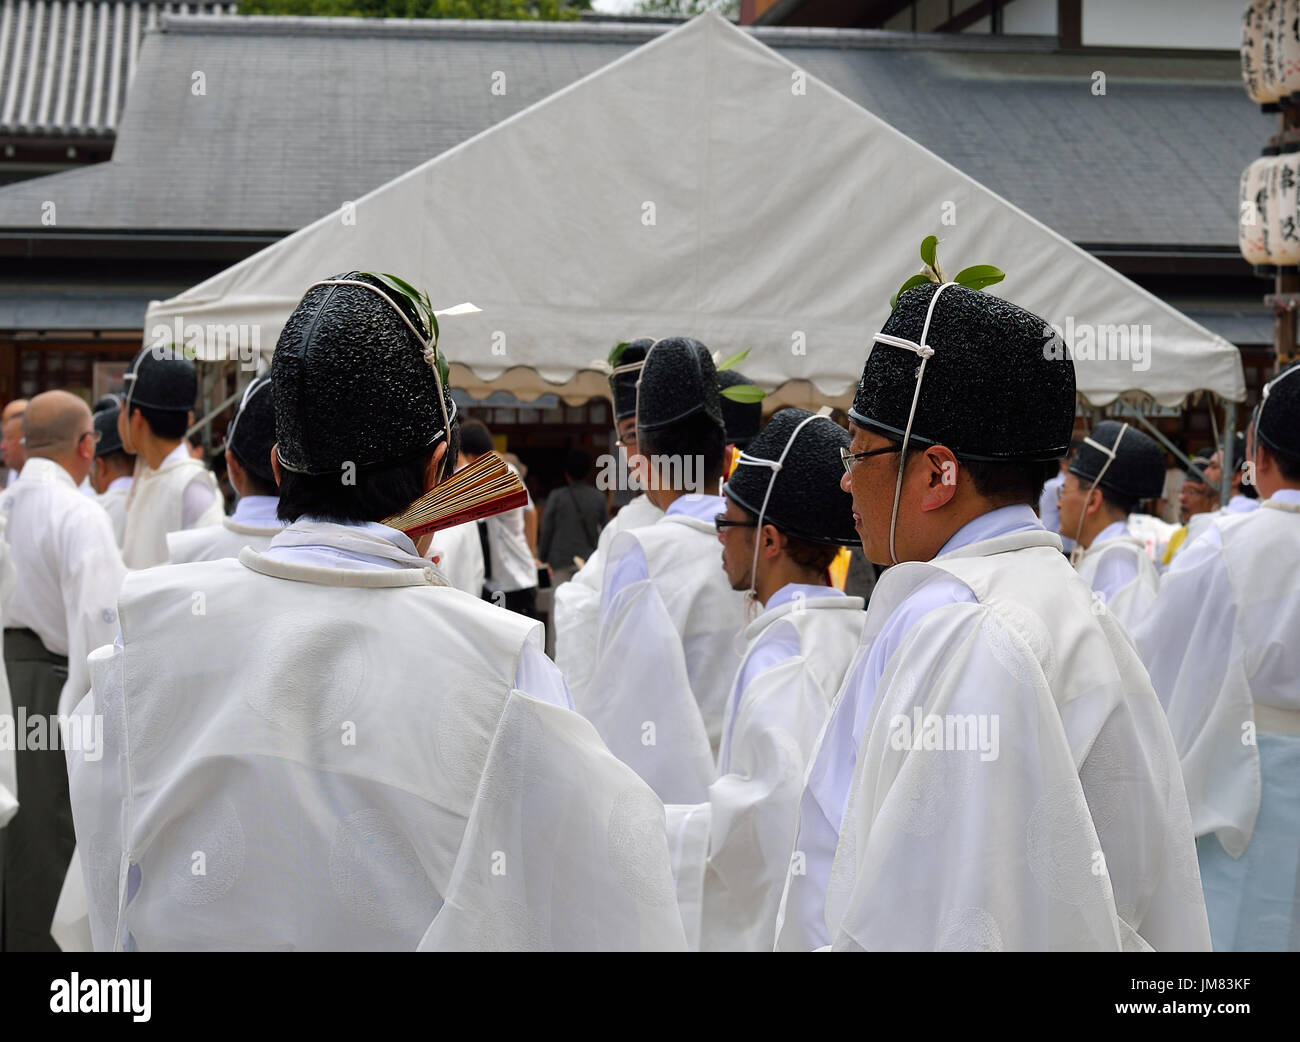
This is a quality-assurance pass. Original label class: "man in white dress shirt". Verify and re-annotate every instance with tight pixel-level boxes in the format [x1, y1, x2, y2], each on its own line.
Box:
[65, 271, 684, 952]
[117, 347, 223, 568]
[0, 391, 124, 950]
[581, 337, 748, 805]
[1134, 367, 1300, 951]
[774, 281, 1207, 952]
[1057, 421, 1165, 633]
[167, 374, 285, 564]
[667, 407, 866, 950]
[89, 400, 134, 548]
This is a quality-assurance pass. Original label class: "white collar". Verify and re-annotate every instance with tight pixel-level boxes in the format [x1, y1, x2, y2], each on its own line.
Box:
[1089, 520, 1130, 547]
[665, 493, 726, 524]
[17, 456, 77, 489]
[107, 475, 134, 493]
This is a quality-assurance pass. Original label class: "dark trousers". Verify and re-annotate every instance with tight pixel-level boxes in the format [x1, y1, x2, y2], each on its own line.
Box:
[1, 628, 74, 952]
[502, 587, 538, 620]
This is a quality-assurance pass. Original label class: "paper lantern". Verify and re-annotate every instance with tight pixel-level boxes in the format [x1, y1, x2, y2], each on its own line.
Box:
[1243, 0, 1283, 106]
[1278, 0, 1300, 100]
[1268, 150, 1300, 265]
[1240, 154, 1275, 268]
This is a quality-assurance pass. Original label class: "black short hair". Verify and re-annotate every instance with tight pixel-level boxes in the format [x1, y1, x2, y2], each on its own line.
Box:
[640, 414, 726, 487]
[241, 470, 280, 498]
[99, 449, 133, 471]
[1266, 442, 1300, 482]
[960, 457, 1058, 509]
[732, 502, 841, 576]
[276, 424, 459, 524]
[1100, 486, 1138, 516]
[129, 404, 188, 440]
[564, 450, 590, 482]
[459, 419, 494, 458]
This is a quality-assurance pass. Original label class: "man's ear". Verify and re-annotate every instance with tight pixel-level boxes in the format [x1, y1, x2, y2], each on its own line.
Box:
[424, 442, 448, 492]
[270, 444, 282, 487]
[760, 522, 782, 560]
[919, 446, 959, 512]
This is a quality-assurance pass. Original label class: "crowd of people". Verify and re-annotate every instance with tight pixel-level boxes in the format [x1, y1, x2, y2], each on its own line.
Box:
[0, 270, 1295, 951]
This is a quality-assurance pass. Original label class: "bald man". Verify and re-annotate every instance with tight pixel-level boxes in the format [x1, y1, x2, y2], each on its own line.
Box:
[0, 391, 124, 950]
[1, 399, 27, 488]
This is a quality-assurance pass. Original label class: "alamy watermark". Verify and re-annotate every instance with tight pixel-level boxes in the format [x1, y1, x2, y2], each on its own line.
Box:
[148, 316, 262, 371]
[1042, 318, 1151, 373]
[595, 452, 709, 494]
[0, 710, 103, 762]
[888, 709, 1000, 762]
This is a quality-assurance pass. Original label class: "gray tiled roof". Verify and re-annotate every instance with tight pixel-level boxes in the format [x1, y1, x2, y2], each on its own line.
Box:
[0, 1, 234, 138]
[0, 15, 1273, 247]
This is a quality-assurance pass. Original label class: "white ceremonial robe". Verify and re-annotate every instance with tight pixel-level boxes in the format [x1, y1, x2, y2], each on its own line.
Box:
[425, 519, 485, 597]
[1125, 511, 1175, 562]
[553, 493, 662, 704]
[166, 495, 285, 564]
[66, 519, 685, 951]
[581, 495, 747, 805]
[0, 528, 17, 826]
[1074, 520, 1161, 634]
[0, 458, 125, 715]
[776, 506, 1208, 952]
[1132, 490, 1300, 951]
[666, 584, 865, 950]
[1040, 471, 1074, 553]
[121, 445, 223, 569]
[96, 477, 132, 548]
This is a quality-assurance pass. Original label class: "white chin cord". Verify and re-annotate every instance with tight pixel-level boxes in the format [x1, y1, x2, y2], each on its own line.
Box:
[1069, 423, 1128, 567]
[732, 413, 839, 617]
[871, 282, 954, 565]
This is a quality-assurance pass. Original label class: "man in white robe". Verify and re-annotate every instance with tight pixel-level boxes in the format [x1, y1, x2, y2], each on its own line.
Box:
[89, 401, 134, 547]
[666, 408, 866, 950]
[581, 338, 748, 805]
[1057, 421, 1165, 633]
[425, 516, 486, 597]
[1133, 369, 1300, 951]
[554, 339, 662, 707]
[118, 346, 223, 568]
[1, 399, 26, 488]
[167, 375, 285, 564]
[1038, 437, 1080, 555]
[0, 392, 124, 950]
[774, 281, 1208, 952]
[65, 272, 684, 952]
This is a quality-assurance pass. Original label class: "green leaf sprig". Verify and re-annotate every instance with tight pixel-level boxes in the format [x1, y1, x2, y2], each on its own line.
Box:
[714, 347, 767, 403]
[889, 236, 1006, 310]
[365, 271, 449, 387]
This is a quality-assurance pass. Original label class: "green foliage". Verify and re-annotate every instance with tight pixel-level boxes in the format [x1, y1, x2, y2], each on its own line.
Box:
[889, 236, 1005, 309]
[238, 0, 589, 20]
[715, 348, 749, 372]
[718, 382, 765, 404]
[630, 0, 738, 15]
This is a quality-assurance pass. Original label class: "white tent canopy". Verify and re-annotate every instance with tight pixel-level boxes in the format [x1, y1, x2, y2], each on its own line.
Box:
[147, 13, 1245, 410]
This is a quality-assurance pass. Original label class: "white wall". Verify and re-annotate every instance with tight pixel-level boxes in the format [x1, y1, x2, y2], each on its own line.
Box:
[1082, 0, 1240, 48]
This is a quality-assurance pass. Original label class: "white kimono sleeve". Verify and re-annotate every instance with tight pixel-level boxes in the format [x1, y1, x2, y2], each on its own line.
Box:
[0, 536, 16, 826]
[552, 552, 604, 707]
[826, 603, 1124, 951]
[420, 690, 687, 951]
[64, 643, 130, 951]
[583, 572, 715, 805]
[58, 510, 126, 716]
[1132, 532, 1260, 856]
[669, 654, 834, 951]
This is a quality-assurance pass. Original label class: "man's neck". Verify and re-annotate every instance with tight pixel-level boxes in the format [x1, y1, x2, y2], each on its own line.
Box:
[32, 453, 80, 484]
[1078, 510, 1125, 550]
[140, 436, 182, 470]
[647, 478, 722, 512]
[756, 562, 829, 606]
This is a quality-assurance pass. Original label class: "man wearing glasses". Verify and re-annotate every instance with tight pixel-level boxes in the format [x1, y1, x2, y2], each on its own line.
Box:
[0, 390, 124, 950]
[775, 281, 1207, 952]
[665, 407, 865, 950]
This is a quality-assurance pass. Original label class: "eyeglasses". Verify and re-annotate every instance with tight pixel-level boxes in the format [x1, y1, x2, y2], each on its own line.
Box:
[839, 443, 903, 474]
[714, 514, 758, 534]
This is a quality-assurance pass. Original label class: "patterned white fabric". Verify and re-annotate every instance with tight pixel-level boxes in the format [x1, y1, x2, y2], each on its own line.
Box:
[779, 525, 1208, 951]
[65, 522, 683, 950]
[1074, 522, 1160, 634]
[96, 477, 132, 548]
[553, 493, 662, 706]
[580, 511, 747, 804]
[667, 587, 865, 950]
[121, 447, 223, 568]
